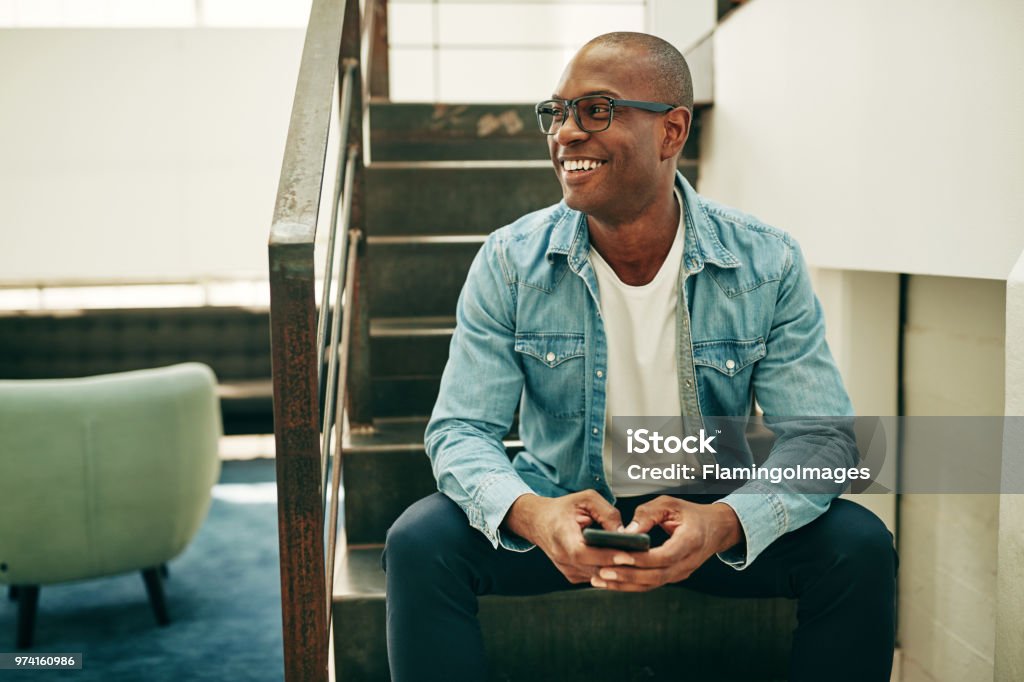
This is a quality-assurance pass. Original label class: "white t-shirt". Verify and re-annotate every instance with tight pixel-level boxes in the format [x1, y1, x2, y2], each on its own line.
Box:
[589, 190, 684, 497]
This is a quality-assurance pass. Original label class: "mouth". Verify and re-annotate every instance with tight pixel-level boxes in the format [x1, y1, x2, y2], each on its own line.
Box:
[559, 158, 606, 177]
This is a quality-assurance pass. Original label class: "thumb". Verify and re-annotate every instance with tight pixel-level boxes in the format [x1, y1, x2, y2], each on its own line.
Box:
[625, 503, 663, 534]
[579, 491, 623, 531]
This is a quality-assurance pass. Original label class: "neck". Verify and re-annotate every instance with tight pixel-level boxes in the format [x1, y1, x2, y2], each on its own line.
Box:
[588, 188, 680, 286]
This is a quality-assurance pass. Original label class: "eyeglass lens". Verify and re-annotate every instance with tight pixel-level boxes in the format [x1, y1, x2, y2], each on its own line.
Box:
[537, 96, 612, 134]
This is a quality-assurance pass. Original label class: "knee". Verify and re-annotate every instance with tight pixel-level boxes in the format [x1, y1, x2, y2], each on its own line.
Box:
[383, 493, 475, 574]
[819, 501, 898, 585]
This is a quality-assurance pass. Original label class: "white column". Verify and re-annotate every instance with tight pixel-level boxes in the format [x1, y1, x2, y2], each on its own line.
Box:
[996, 249, 1024, 681]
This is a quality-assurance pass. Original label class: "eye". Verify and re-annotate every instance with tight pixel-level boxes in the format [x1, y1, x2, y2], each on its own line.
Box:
[586, 103, 611, 118]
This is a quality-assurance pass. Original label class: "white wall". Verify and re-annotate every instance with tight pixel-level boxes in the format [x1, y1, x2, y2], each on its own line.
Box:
[698, 0, 1024, 280]
[0, 28, 304, 285]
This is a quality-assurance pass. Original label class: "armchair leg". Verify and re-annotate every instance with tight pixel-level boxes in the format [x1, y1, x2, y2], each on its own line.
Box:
[141, 568, 170, 626]
[15, 585, 39, 649]
[159, 563, 169, 579]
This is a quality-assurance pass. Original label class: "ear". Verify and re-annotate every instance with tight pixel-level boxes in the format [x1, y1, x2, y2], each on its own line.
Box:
[660, 107, 692, 161]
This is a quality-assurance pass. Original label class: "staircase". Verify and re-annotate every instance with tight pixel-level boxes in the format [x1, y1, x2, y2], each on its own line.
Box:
[329, 101, 798, 681]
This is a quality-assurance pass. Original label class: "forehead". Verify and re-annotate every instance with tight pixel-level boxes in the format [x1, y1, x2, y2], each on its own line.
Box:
[553, 44, 654, 99]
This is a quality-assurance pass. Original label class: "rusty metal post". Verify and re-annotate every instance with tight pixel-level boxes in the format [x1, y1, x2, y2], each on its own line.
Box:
[269, 249, 328, 682]
[341, 0, 374, 429]
[268, 0, 349, 678]
[369, 0, 390, 100]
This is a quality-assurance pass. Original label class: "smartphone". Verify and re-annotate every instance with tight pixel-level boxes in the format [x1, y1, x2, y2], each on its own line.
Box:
[582, 527, 650, 552]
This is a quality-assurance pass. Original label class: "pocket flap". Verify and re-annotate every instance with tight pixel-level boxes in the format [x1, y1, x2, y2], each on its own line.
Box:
[692, 338, 766, 376]
[514, 332, 585, 368]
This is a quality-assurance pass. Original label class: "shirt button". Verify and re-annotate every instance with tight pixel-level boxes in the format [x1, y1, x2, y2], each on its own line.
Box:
[594, 476, 601, 482]
[596, 370, 604, 378]
[546, 352, 556, 362]
[725, 359, 736, 370]
[592, 427, 599, 435]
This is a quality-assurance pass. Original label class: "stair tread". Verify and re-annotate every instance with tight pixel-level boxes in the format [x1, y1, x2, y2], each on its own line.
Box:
[344, 417, 520, 453]
[370, 316, 456, 337]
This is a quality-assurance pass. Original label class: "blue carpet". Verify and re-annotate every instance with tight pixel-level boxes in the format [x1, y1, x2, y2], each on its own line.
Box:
[0, 459, 285, 681]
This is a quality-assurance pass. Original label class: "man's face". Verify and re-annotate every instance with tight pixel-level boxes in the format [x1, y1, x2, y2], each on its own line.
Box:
[547, 44, 673, 224]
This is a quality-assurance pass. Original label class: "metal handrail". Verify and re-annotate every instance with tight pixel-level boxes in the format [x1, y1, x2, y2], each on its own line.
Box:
[319, 144, 359, 503]
[315, 61, 359, 386]
[325, 225, 362, 622]
[268, 0, 380, 679]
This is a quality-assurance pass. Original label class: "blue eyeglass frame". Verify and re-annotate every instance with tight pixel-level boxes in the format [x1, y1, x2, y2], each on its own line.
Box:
[535, 95, 677, 135]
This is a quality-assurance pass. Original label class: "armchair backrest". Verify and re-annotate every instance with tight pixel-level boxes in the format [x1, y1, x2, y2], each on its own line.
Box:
[0, 363, 222, 585]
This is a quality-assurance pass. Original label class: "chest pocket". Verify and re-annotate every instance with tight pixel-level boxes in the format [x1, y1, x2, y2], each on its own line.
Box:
[692, 337, 766, 416]
[692, 338, 766, 376]
[514, 332, 586, 419]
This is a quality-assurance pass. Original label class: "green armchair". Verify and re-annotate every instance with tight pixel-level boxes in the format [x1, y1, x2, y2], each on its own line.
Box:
[0, 363, 222, 648]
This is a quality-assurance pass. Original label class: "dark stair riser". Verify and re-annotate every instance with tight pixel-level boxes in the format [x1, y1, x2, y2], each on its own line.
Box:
[366, 166, 563, 236]
[334, 583, 794, 681]
[371, 376, 442, 419]
[370, 332, 452, 378]
[343, 444, 521, 545]
[369, 102, 705, 163]
[366, 164, 698, 237]
[367, 241, 480, 318]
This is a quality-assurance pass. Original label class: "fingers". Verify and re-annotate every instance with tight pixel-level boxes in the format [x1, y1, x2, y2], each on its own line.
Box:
[623, 499, 668, 534]
[589, 565, 680, 592]
[575, 490, 623, 531]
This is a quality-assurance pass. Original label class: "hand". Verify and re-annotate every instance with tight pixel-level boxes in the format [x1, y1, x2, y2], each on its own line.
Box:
[590, 497, 743, 593]
[503, 490, 625, 584]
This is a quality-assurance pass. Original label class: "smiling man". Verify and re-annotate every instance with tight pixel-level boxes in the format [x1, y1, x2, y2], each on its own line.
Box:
[383, 32, 897, 682]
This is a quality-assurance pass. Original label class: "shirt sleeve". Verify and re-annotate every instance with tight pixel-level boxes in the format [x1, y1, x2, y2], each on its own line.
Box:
[424, 234, 536, 552]
[714, 237, 857, 569]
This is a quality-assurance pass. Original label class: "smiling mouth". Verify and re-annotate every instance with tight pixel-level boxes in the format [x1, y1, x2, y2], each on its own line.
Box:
[560, 159, 606, 174]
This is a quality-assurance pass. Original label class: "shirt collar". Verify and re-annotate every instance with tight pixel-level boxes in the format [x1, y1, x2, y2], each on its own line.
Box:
[546, 171, 741, 274]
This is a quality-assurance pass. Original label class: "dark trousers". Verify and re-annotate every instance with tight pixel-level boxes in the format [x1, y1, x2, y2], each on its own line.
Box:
[383, 492, 897, 682]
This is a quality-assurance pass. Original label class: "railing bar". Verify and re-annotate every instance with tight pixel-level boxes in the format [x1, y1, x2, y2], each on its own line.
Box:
[321, 145, 359, 506]
[325, 225, 362, 624]
[315, 62, 358, 387]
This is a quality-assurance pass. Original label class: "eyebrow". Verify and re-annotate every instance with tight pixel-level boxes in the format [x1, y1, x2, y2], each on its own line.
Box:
[550, 89, 621, 99]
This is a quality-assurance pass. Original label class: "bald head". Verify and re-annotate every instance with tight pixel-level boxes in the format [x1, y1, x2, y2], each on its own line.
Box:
[580, 32, 693, 112]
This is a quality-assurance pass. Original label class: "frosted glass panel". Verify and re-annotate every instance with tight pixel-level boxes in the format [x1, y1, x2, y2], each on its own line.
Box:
[390, 2, 434, 46]
[438, 3, 644, 46]
[390, 47, 437, 101]
[389, 0, 646, 101]
[438, 48, 573, 102]
[201, 0, 312, 27]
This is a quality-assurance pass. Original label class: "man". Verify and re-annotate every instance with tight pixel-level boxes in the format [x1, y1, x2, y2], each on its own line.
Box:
[383, 32, 897, 681]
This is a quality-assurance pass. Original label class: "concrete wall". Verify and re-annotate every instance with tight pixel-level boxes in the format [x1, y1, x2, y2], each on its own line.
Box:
[699, 0, 1024, 280]
[0, 28, 304, 285]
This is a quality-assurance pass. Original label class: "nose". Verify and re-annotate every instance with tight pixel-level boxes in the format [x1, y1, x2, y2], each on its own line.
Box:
[553, 108, 589, 146]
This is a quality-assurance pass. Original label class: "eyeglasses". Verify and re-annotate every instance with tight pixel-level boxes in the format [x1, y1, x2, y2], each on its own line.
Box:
[535, 95, 677, 135]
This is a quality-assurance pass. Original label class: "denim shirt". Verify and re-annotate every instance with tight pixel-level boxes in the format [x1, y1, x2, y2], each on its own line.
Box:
[425, 172, 856, 569]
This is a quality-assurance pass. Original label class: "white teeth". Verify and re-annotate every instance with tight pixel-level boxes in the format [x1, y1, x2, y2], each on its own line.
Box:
[562, 159, 604, 172]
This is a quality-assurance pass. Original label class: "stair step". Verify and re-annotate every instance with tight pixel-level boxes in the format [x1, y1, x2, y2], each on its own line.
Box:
[342, 418, 521, 544]
[365, 161, 698, 237]
[333, 546, 795, 681]
[369, 102, 546, 162]
[368, 102, 706, 163]
[365, 162, 563, 236]
[370, 316, 453, 379]
[367, 237, 479, 318]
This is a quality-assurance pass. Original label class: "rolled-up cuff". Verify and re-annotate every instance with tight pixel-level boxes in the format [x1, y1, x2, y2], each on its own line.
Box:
[713, 484, 787, 570]
[473, 473, 537, 552]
